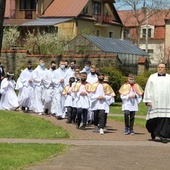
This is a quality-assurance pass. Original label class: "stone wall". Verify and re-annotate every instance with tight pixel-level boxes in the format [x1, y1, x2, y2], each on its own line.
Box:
[0, 50, 120, 77]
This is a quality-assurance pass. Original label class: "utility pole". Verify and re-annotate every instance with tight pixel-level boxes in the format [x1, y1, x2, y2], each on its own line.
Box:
[142, 0, 149, 53]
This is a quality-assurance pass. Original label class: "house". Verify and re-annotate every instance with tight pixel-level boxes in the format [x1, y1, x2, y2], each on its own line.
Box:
[118, 9, 170, 64]
[4, 0, 123, 41]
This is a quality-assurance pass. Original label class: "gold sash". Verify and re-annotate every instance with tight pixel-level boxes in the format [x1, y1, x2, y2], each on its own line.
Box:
[119, 83, 144, 96]
[62, 85, 70, 95]
[72, 82, 91, 93]
[91, 82, 116, 96]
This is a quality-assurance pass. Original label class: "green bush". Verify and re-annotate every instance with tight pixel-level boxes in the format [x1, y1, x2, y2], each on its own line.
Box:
[135, 75, 148, 90]
[101, 67, 123, 101]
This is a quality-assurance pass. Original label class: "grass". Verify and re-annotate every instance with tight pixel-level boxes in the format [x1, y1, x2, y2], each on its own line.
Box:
[109, 102, 148, 127]
[0, 143, 69, 170]
[0, 110, 69, 139]
[110, 102, 148, 116]
[0, 111, 70, 169]
[109, 116, 146, 128]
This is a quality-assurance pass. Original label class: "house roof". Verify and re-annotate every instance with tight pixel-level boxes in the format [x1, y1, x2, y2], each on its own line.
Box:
[3, 19, 34, 26]
[22, 18, 73, 26]
[138, 57, 148, 64]
[118, 10, 170, 27]
[42, 0, 89, 18]
[77, 34, 148, 56]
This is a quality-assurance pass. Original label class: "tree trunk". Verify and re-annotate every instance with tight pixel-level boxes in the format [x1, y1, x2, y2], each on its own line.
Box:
[0, 0, 6, 56]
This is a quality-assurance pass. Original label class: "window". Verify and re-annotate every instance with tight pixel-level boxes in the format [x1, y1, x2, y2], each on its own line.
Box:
[124, 28, 130, 39]
[109, 31, 113, 38]
[83, 6, 88, 14]
[142, 28, 152, 38]
[93, 1, 101, 14]
[19, 0, 36, 10]
[148, 49, 153, 53]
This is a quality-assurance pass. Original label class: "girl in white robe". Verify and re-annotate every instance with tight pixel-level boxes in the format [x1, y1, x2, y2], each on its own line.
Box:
[0, 72, 19, 111]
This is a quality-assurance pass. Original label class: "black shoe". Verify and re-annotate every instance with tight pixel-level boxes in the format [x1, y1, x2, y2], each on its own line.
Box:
[21, 106, 25, 112]
[88, 120, 92, 125]
[161, 137, 168, 144]
[57, 116, 63, 120]
[66, 120, 71, 123]
[76, 125, 80, 129]
[151, 132, 155, 140]
[80, 126, 86, 130]
[45, 109, 48, 115]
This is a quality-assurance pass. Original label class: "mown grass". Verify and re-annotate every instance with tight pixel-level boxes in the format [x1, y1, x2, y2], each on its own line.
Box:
[109, 116, 146, 128]
[109, 102, 148, 127]
[110, 102, 148, 116]
[0, 110, 70, 169]
[0, 110, 69, 139]
[0, 143, 69, 170]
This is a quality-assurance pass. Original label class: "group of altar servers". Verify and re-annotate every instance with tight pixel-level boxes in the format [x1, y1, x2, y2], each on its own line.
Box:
[0, 59, 115, 134]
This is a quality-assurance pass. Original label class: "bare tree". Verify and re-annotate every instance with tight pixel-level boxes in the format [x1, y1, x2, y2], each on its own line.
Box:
[0, 0, 6, 56]
[116, 0, 170, 46]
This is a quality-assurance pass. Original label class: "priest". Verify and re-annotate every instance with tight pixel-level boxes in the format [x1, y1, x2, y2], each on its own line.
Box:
[143, 63, 170, 143]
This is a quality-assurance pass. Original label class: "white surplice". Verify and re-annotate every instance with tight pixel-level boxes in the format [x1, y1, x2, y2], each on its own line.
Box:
[16, 68, 34, 110]
[73, 84, 90, 109]
[32, 65, 47, 113]
[42, 68, 54, 113]
[51, 67, 69, 117]
[143, 73, 170, 120]
[90, 83, 114, 111]
[121, 88, 142, 112]
[0, 78, 19, 110]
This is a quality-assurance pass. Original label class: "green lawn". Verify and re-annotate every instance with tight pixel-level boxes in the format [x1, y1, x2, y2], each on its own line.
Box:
[109, 102, 148, 127]
[0, 111, 71, 169]
[0, 143, 69, 170]
[0, 110, 69, 139]
[110, 102, 148, 116]
[109, 116, 146, 128]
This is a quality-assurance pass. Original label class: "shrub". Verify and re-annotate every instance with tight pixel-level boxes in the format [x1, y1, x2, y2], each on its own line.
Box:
[101, 67, 123, 101]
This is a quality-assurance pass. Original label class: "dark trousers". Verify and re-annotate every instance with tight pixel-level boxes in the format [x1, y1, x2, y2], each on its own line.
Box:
[77, 108, 88, 127]
[67, 107, 77, 123]
[94, 110, 105, 129]
[104, 113, 107, 127]
[124, 110, 135, 130]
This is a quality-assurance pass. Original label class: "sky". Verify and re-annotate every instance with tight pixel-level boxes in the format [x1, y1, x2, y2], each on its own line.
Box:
[114, 0, 170, 10]
[114, 1, 141, 10]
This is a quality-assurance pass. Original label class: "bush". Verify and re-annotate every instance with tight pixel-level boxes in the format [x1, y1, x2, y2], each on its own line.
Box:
[135, 75, 148, 90]
[101, 67, 123, 101]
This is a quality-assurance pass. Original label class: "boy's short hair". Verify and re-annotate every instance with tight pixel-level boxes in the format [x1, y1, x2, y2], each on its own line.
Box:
[128, 73, 135, 79]
[51, 60, 56, 65]
[80, 72, 87, 75]
[27, 60, 32, 64]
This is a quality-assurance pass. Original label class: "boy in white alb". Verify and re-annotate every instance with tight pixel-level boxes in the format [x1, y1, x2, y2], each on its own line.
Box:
[90, 73, 115, 134]
[119, 73, 143, 135]
[62, 77, 76, 123]
[72, 72, 91, 130]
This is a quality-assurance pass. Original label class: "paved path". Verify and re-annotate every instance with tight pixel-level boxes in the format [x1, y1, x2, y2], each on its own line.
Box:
[1, 113, 170, 170]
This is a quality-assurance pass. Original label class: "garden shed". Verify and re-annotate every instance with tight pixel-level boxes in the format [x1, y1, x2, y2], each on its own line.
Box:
[65, 34, 149, 73]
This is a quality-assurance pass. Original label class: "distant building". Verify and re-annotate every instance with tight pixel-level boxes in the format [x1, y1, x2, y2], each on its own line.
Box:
[4, 0, 123, 42]
[118, 9, 170, 64]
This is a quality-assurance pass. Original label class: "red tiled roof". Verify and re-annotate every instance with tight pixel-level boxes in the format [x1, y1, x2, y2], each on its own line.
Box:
[118, 10, 170, 27]
[138, 57, 147, 64]
[42, 0, 89, 18]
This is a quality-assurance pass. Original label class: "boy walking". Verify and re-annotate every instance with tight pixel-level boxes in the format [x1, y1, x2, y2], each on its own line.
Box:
[119, 73, 143, 135]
